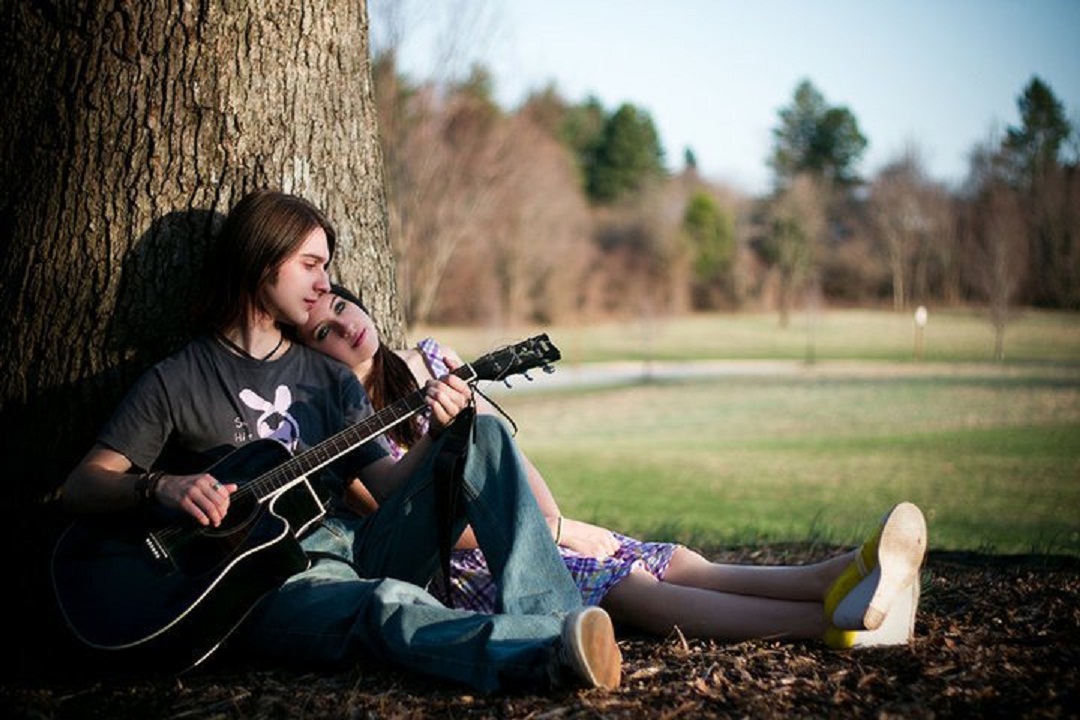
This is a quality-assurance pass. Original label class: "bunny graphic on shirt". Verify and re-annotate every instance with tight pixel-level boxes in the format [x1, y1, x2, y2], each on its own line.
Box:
[239, 386, 301, 451]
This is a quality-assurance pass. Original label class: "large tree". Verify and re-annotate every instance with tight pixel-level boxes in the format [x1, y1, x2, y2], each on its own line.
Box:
[0, 0, 393, 671]
[1, 0, 395, 500]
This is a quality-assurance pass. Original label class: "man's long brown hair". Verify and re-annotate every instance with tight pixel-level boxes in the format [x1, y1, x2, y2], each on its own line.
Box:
[199, 190, 337, 332]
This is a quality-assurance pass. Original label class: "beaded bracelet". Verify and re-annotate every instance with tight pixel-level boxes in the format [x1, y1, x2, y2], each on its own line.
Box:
[134, 470, 165, 506]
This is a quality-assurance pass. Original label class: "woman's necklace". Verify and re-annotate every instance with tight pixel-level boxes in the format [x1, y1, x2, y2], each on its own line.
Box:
[216, 331, 286, 362]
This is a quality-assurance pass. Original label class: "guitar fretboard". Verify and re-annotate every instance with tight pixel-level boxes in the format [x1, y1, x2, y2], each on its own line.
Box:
[239, 362, 478, 503]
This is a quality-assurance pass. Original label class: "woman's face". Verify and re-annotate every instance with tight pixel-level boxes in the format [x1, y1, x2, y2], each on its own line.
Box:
[299, 292, 381, 368]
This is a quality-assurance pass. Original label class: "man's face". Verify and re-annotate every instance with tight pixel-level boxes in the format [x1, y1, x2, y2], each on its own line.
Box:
[261, 226, 331, 327]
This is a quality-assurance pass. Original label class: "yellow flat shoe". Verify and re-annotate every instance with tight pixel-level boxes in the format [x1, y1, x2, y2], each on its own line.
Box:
[825, 576, 920, 649]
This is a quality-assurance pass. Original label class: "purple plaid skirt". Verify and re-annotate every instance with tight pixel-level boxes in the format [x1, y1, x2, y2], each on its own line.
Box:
[431, 532, 679, 611]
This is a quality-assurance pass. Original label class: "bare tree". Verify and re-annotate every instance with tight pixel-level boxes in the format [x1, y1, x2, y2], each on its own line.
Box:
[868, 148, 958, 310]
[368, 0, 506, 327]
[386, 80, 510, 326]
[484, 114, 592, 326]
[968, 186, 1028, 361]
[763, 175, 827, 327]
[923, 189, 963, 306]
[870, 152, 926, 310]
[412, 109, 593, 327]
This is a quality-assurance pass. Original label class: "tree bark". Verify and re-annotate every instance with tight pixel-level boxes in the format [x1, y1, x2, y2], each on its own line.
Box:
[1, 0, 397, 498]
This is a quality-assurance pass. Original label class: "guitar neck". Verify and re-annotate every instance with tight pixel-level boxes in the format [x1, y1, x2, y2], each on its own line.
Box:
[244, 363, 478, 501]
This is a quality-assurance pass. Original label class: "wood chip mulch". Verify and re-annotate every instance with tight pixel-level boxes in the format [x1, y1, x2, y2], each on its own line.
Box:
[3, 545, 1077, 719]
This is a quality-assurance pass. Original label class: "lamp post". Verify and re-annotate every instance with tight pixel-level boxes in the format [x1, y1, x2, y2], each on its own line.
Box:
[913, 306, 928, 361]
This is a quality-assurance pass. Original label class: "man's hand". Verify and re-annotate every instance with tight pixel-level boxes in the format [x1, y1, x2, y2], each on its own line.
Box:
[155, 472, 237, 527]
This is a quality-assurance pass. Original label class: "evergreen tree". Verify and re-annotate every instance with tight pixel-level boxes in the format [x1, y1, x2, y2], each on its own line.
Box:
[1003, 76, 1072, 187]
[769, 79, 867, 188]
[681, 191, 735, 306]
[586, 103, 666, 203]
[557, 95, 606, 191]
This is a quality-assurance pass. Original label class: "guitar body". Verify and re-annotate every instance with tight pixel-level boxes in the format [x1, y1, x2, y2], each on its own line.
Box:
[51, 439, 324, 670]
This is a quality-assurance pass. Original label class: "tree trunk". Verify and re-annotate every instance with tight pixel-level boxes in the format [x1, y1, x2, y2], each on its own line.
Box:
[1, 0, 397, 500]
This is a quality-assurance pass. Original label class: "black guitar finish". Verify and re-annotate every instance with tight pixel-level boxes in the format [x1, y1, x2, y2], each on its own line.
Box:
[51, 440, 319, 669]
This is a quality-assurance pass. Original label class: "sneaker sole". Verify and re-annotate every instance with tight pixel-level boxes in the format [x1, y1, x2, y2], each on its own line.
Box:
[836, 502, 926, 630]
[567, 607, 622, 689]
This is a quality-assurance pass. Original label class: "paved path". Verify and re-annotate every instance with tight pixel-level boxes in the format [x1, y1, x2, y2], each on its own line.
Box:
[484, 359, 802, 394]
[481, 358, 1069, 394]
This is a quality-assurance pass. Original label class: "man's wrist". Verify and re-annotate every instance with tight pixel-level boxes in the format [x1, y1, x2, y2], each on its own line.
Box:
[133, 470, 164, 506]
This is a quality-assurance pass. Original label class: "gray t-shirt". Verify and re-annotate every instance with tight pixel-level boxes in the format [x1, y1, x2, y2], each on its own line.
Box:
[98, 335, 388, 495]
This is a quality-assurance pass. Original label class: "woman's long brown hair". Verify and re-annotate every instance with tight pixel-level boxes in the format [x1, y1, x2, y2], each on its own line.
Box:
[330, 285, 425, 450]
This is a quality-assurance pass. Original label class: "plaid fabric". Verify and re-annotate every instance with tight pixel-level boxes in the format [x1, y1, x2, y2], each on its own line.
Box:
[431, 533, 679, 612]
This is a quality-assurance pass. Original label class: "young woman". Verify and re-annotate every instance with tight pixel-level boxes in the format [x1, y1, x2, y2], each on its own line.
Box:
[298, 285, 929, 648]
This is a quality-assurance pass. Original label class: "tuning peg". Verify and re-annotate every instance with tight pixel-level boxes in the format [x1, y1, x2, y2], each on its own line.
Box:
[542, 364, 555, 374]
[502, 379, 513, 388]
[523, 371, 534, 382]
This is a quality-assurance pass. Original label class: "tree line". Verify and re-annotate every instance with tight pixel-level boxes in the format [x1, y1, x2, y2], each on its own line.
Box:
[374, 54, 1079, 338]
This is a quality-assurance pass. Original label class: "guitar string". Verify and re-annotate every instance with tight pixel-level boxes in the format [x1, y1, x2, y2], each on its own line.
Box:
[150, 385, 435, 544]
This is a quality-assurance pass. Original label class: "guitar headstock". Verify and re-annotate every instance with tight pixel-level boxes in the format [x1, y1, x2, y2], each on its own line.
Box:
[468, 334, 562, 384]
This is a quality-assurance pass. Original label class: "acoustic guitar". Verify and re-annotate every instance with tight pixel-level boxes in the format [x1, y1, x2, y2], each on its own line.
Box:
[51, 334, 560, 670]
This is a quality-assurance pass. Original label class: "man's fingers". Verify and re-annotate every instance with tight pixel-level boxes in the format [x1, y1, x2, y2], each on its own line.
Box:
[196, 476, 231, 526]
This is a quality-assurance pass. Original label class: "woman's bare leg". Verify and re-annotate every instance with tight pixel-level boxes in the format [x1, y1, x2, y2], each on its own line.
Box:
[601, 568, 828, 640]
[661, 547, 856, 602]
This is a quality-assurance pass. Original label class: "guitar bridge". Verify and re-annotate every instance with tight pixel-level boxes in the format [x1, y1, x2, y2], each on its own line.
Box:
[144, 532, 170, 564]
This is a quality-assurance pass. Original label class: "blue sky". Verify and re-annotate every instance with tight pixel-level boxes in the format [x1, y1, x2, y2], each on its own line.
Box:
[373, 0, 1080, 195]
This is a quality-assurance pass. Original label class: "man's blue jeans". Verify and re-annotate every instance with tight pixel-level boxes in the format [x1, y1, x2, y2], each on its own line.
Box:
[233, 416, 583, 691]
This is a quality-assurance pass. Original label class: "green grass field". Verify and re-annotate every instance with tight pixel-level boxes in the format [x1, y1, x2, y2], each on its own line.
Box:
[413, 309, 1080, 555]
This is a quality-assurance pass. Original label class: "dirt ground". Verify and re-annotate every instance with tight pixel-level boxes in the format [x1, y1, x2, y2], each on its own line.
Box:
[3, 544, 1077, 719]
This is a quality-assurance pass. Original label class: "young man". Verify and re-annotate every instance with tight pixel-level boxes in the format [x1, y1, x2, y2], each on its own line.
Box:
[60, 189, 622, 691]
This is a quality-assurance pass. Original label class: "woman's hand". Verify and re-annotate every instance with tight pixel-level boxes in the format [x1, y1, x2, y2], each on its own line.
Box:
[424, 360, 472, 437]
[556, 518, 621, 558]
[155, 472, 237, 527]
